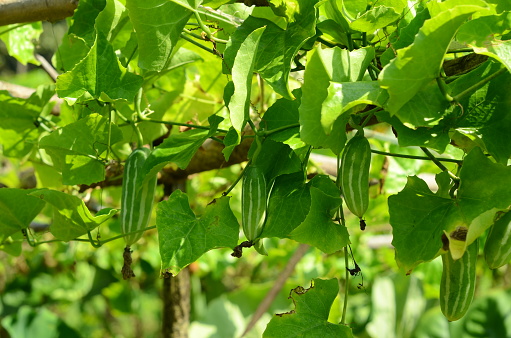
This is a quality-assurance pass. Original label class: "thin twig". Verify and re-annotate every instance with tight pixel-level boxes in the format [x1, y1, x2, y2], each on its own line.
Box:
[241, 244, 310, 337]
[35, 53, 59, 81]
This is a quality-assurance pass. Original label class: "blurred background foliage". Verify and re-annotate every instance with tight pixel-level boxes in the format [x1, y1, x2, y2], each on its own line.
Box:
[1, 9, 511, 338]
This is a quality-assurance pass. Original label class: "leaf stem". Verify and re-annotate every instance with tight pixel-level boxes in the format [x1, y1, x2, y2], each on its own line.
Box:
[452, 66, 507, 102]
[28, 226, 157, 246]
[420, 147, 459, 181]
[261, 123, 300, 136]
[141, 118, 228, 133]
[436, 77, 454, 102]
[193, 11, 229, 44]
[106, 104, 113, 160]
[180, 33, 219, 57]
[0, 23, 27, 36]
[346, 32, 354, 51]
[223, 161, 251, 196]
[371, 149, 462, 164]
[446, 48, 473, 53]
[133, 88, 145, 147]
[87, 230, 102, 248]
[341, 246, 349, 324]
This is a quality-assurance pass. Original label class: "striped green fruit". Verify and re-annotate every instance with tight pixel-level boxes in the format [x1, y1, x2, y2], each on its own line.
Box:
[241, 165, 267, 242]
[340, 132, 371, 220]
[120, 147, 157, 247]
[440, 239, 478, 321]
[484, 211, 511, 269]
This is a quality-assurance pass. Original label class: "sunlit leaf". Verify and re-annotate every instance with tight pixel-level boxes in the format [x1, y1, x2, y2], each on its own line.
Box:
[126, 0, 193, 71]
[29, 189, 117, 241]
[156, 190, 239, 275]
[142, 115, 222, 181]
[379, 0, 486, 115]
[389, 148, 511, 272]
[264, 278, 353, 338]
[0, 188, 45, 238]
[290, 176, 349, 254]
[56, 32, 143, 104]
[39, 113, 123, 185]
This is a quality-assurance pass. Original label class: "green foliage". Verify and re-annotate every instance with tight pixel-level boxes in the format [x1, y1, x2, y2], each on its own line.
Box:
[156, 190, 239, 275]
[264, 278, 353, 338]
[1, 0, 511, 335]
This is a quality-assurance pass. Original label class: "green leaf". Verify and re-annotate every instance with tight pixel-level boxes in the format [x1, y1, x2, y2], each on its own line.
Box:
[54, 34, 90, 72]
[379, 0, 486, 115]
[321, 0, 350, 36]
[263, 278, 353, 338]
[342, 0, 370, 22]
[458, 148, 511, 242]
[221, 128, 240, 161]
[456, 289, 511, 337]
[39, 113, 123, 185]
[396, 79, 452, 128]
[376, 111, 451, 153]
[350, 4, 402, 33]
[95, 0, 129, 43]
[380, 3, 430, 67]
[299, 47, 358, 154]
[290, 175, 349, 254]
[0, 188, 45, 238]
[224, 0, 318, 99]
[450, 61, 511, 163]
[457, 12, 511, 46]
[389, 173, 458, 272]
[156, 190, 239, 275]
[457, 12, 511, 72]
[29, 189, 117, 241]
[126, 0, 193, 71]
[2, 305, 82, 338]
[389, 148, 511, 272]
[251, 139, 303, 182]
[264, 89, 305, 149]
[142, 115, 222, 181]
[0, 91, 42, 157]
[262, 172, 311, 238]
[0, 232, 23, 256]
[56, 31, 143, 104]
[69, 0, 106, 44]
[0, 23, 43, 65]
[227, 26, 266, 137]
[0, 85, 55, 158]
[322, 81, 387, 134]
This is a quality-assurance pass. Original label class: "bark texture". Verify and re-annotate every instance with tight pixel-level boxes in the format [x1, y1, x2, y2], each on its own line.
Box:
[162, 180, 190, 338]
[0, 0, 78, 26]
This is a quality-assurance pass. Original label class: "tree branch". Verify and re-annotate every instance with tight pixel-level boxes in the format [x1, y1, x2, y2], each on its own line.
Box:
[0, 0, 78, 26]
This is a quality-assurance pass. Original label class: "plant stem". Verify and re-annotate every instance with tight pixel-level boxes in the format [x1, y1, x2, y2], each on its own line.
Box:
[141, 118, 228, 133]
[193, 10, 229, 44]
[446, 48, 473, 53]
[347, 32, 354, 51]
[0, 23, 27, 35]
[420, 147, 459, 181]
[223, 161, 251, 196]
[436, 77, 454, 102]
[180, 33, 219, 56]
[132, 97, 144, 147]
[87, 230, 102, 248]
[371, 149, 462, 164]
[106, 105, 113, 160]
[31, 226, 157, 246]
[452, 67, 507, 102]
[261, 123, 300, 136]
[341, 246, 349, 324]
